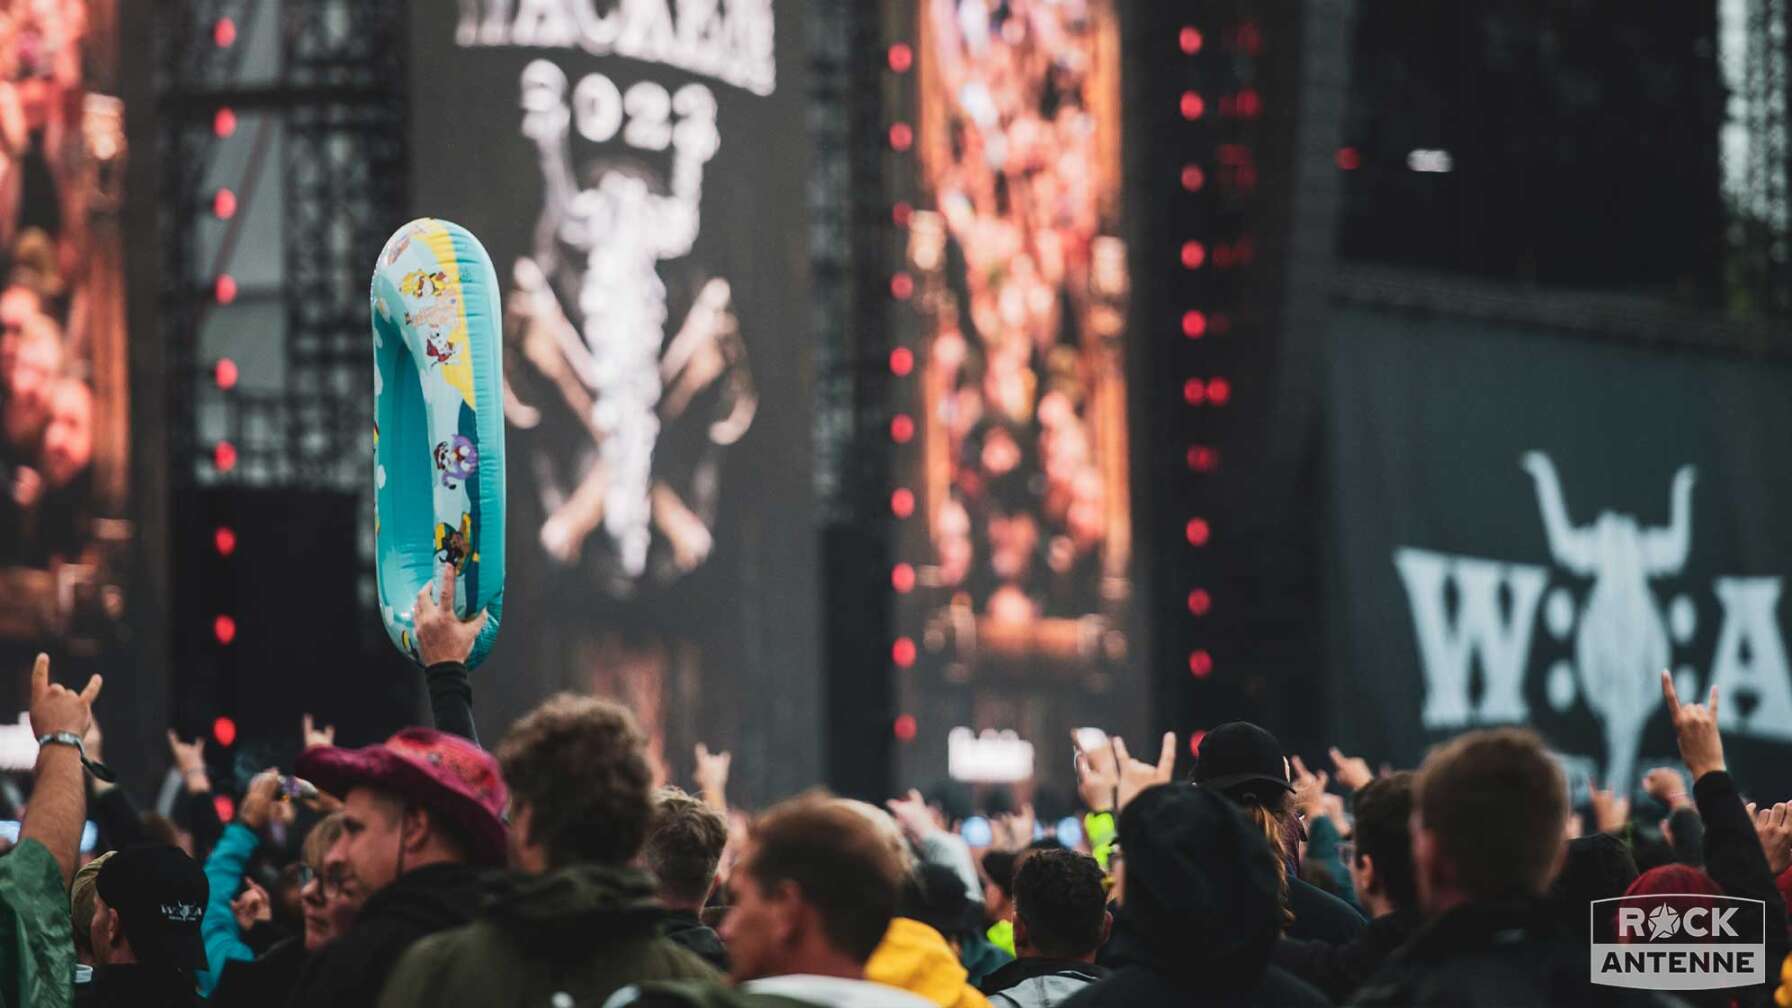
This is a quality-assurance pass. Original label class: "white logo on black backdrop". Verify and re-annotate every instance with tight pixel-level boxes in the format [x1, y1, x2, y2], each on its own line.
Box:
[465, 1, 766, 591]
[1396, 452, 1792, 787]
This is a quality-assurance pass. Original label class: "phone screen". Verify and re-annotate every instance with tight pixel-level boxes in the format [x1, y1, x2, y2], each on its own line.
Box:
[959, 815, 993, 848]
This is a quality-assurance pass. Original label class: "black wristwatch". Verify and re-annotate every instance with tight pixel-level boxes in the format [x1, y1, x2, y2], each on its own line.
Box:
[37, 731, 117, 783]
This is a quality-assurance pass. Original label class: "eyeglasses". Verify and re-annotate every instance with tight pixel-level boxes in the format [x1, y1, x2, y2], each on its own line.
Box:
[299, 863, 354, 900]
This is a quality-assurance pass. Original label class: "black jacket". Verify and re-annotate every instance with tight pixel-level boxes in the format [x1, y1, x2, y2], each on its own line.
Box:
[1349, 901, 1677, 1008]
[1288, 877, 1368, 945]
[1691, 770, 1790, 1007]
[1273, 907, 1421, 1003]
[662, 909, 730, 972]
[210, 935, 307, 1008]
[1060, 957, 1324, 1008]
[73, 965, 200, 1008]
[979, 956, 1108, 1008]
[284, 861, 487, 1008]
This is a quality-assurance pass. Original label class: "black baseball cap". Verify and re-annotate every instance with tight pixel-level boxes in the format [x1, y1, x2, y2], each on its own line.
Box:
[1193, 722, 1292, 801]
[95, 845, 209, 972]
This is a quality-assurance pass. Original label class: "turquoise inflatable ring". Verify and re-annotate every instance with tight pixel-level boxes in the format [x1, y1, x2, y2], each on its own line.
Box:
[370, 218, 506, 668]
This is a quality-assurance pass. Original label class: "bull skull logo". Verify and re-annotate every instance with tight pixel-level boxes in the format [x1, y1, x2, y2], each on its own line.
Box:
[1523, 452, 1696, 790]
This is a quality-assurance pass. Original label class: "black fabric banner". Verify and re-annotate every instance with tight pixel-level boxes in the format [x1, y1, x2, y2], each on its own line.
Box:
[1326, 303, 1792, 800]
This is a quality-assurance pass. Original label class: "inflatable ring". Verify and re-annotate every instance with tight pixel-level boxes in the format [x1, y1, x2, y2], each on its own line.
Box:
[370, 218, 506, 667]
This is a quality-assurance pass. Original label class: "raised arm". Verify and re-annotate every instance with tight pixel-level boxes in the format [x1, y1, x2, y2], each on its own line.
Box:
[414, 565, 487, 745]
[21, 654, 102, 888]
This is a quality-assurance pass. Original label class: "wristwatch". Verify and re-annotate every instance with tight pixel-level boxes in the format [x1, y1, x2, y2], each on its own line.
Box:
[36, 731, 117, 782]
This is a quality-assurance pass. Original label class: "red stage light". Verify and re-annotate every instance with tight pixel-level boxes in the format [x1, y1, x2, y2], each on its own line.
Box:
[1182, 311, 1207, 338]
[892, 201, 913, 227]
[888, 42, 913, 73]
[894, 713, 918, 741]
[1179, 26, 1204, 54]
[1187, 445, 1218, 472]
[889, 122, 914, 151]
[1236, 89, 1262, 119]
[891, 487, 915, 518]
[892, 563, 916, 593]
[1213, 244, 1234, 269]
[1180, 91, 1205, 120]
[1181, 165, 1206, 191]
[1336, 147, 1361, 171]
[213, 794, 236, 822]
[892, 637, 917, 668]
[890, 272, 914, 300]
[213, 188, 237, 220]
[214, 357, 238, 390]
[214, 526, 237, 557]
[1183, 379, 1206, 405]
[1207, 378, 1232, 405]
[212, 715, 237, 746]
[1189, 729, 1207, 756]
[1188, 588, 1212, 616]
[1181, 241, 1206, 269]
[214, 274, 238, 305]
[213, 17, 237, 48]
[213, 107, 237, 138]
[213, 615, 237, 646]
[1186, 518, 1211, 546]
[214, 440, 237, 472]
[1189, 650, 1214, 678]
[890, 347, 914, 376]
[890, 414, 915, 443]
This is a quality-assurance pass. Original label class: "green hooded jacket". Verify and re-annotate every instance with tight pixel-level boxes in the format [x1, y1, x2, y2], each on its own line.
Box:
[376, 863, 718, 1008]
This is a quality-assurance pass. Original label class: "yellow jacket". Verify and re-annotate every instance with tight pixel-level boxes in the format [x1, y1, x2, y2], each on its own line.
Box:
[866, 917, 995, 1008]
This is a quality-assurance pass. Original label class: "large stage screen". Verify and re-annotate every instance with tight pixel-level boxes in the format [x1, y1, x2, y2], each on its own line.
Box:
[893, 0, 1137, 795]
[409, 0, 816, 803]
[0, 0, 131, 667]
[1326, 304, 1792, 801]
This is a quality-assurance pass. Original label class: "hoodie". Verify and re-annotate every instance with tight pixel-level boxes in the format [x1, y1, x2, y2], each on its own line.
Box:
[375, 863, 718, 1008]
[285, 860, 487, 1008]
[867, 917, 995, 1008]
[1069, 786, 1327, 1008]
[979, 956, 1107, 1008]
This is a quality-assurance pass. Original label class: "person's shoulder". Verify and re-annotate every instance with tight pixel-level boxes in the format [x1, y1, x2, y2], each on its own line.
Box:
[0, 837, 60, 891]
[1257, 964, 1331, 1007]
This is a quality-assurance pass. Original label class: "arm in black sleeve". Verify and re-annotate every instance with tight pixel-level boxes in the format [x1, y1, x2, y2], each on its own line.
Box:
[1668, 806, 1704, 866]
[1693, 771, 1788, 978]
[184, 785, 224, 859]
[425, 661, 478, 746]
[89, 781, 150, 852]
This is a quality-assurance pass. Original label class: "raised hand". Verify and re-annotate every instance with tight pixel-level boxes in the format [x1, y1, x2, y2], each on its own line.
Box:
[1746, 801, 1792, 876]
[1073, 731, 1119, 813]
[166, 729, 209, 793]
[1662, 669, 1726, 781]
[694, 742, 732, 812]
[29, 653, 101, 739]
[1114, 732, 1177, 813]
[1328, 747, 1375, 793]
[1588, 781, 1632, 834]
[1290, 755, 1331, 819]
[302, 713, 335, 751]
[1643, 766, 1691, 810]
[887, 788, 943, 842]
[237, 769, 282, 832]
[231, 878, 273, 932]
[414, 564, 489, 666]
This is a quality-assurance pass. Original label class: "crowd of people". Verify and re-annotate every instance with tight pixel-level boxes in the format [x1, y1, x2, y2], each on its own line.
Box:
[3, 567, 1792, 1006]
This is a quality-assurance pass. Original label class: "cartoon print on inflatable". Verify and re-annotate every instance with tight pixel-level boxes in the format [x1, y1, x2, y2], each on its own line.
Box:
[371, 218, 506, 667]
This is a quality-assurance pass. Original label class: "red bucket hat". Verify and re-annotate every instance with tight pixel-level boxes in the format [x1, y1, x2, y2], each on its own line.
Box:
[296, 728, 508, 867]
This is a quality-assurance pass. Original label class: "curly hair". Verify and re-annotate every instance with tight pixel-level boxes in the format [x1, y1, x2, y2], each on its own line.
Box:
[1013, 848, 1108, 958]
[497, 693, 652, 869]
[645, 786, 729, 905]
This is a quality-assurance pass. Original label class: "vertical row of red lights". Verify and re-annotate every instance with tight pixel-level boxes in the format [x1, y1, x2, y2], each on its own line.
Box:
[208, 17, 240, 769]
[1181, 21, 1215, 705]
[886, 36, 919, 744]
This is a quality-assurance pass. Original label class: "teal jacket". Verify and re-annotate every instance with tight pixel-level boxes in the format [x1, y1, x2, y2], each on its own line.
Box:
[199, 822, 259, 995]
